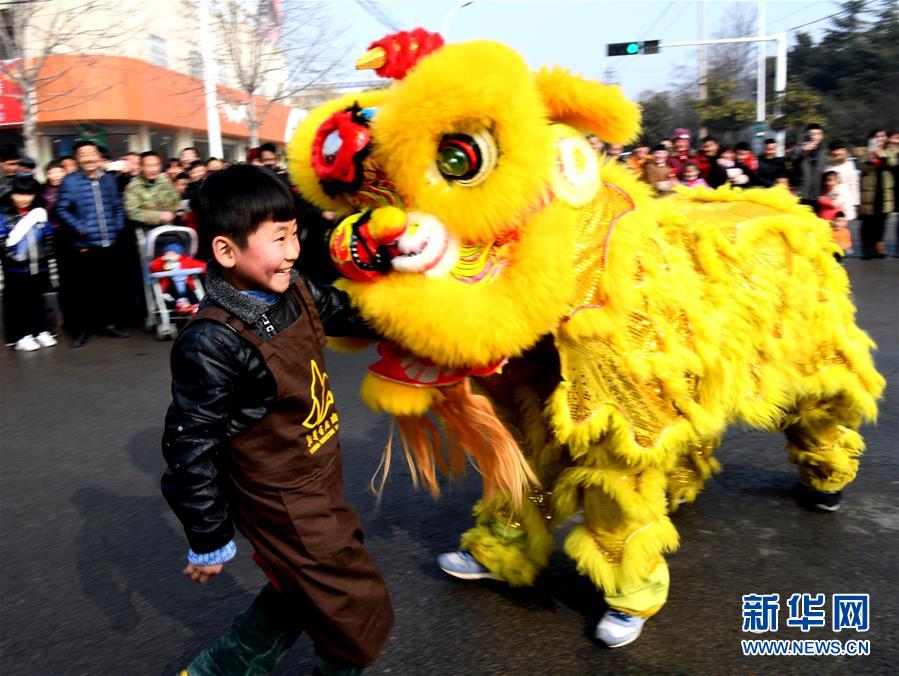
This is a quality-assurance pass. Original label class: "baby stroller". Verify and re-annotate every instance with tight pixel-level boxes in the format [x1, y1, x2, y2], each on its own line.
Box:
[137, 226, 206, 340]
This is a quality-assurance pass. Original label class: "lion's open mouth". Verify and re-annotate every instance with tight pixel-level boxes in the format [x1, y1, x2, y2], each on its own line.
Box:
[391, 211, 459, 277]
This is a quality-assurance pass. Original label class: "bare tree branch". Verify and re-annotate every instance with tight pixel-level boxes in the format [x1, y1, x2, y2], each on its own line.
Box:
[212, 0, 348, 146]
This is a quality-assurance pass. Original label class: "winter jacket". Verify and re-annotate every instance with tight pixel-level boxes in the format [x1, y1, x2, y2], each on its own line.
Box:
[694, 153, 729, 188]
[124, 175, 180, 228]
[668, 151, 695, 180]
[756, 155, 786, 188]
[859, 153, 896, 216]
[160, 264, 377, 553]
[823, 161, 860, 220]
[0, 205, 52, 275]
[791, 144, 829, 201]
[56, 170, 125, 249]
[642, 161, 676, 195]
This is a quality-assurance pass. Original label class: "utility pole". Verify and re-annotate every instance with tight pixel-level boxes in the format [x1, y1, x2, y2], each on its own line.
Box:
[774, 32, 787, 155]
[698, 0, 707, 138]
[199, 0, 223, 158]
[646, 35, 788, 154]
[755, 0, 767, 154]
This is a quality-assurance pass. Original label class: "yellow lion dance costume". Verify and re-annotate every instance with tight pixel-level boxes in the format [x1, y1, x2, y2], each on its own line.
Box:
[288, 30, 884, 646]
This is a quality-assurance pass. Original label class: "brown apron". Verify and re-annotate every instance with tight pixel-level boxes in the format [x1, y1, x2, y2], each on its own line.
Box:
[193, 279, 393, 668]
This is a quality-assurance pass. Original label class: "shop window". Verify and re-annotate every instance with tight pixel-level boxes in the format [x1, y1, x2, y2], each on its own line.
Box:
[150, 129, 176, 160]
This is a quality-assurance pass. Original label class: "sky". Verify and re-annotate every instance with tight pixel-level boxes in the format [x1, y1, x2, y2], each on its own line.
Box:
[328, 0, 841, 99]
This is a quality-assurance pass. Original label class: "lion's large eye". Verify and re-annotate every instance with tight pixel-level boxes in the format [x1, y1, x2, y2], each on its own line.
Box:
[436, 130, 497, 186]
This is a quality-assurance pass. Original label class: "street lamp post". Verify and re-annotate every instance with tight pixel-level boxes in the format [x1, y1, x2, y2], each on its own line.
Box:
[199, 0, 224, 158]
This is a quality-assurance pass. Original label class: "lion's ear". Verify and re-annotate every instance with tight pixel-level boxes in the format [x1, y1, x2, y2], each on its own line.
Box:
[534, 67, 641, 144]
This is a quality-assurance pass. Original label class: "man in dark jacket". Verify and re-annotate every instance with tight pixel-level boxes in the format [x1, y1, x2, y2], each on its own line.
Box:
[56, 140, 129, 347]
[791, 123, 828, 206]
[756, 139, 786, 188]
[695, 136, 729, 188]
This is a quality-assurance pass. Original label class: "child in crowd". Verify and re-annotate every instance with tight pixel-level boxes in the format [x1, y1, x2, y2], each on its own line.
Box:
[831, 211, 854, 260]
[148, 242, 206, 315]
[774, 173, 794, 192]
[642, 144, 677, 195]
[0, 176, 57, 351]
[717, 145, 752, 187]
[162, 165, 393, 675]
[680, 162, 709, 189]
[817, 171, 852, 223]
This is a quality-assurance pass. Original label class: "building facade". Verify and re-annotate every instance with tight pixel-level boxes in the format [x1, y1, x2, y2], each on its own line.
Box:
[1, 0, 293, 167]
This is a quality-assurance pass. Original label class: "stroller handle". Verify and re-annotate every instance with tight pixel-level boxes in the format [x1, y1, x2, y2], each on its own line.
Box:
[150, 268, 205, 279]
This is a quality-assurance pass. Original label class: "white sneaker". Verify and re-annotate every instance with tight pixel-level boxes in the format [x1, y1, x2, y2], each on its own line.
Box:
[14, 335, 40, 351]
[35, 331, 58, 347]
[437, 551, 501, 581]
[595, 609, 647, 648]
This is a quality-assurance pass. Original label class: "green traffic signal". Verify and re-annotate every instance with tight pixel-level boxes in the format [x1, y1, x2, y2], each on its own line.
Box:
[606, 40, 661, 57]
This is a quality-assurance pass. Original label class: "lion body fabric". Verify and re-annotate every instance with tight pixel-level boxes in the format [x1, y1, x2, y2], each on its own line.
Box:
[464, 162, 883, 614]
[287, 33, 883, 619]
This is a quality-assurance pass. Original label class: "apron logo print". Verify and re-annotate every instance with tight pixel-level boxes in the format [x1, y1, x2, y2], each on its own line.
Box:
[303, 360, 337, 454]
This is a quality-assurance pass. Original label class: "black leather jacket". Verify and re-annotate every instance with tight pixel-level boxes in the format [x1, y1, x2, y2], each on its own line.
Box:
[161, 266, 375, 554]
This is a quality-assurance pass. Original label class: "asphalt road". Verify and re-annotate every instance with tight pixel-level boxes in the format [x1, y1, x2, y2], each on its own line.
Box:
[1, 259, 897, 676]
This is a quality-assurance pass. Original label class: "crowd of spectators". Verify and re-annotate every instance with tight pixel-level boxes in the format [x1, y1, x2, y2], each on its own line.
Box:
[0, 140, 333, 351]
[1, 123, 897, 352]
[612, 125, 899, 260]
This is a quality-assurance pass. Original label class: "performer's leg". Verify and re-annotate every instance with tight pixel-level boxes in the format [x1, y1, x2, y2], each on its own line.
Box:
[785, 396, 865, 508]
[186, 583, 302, 676]
[457, 487, 555, 586]
[665, 439, 722, 512]
[563, 465, 678, 618]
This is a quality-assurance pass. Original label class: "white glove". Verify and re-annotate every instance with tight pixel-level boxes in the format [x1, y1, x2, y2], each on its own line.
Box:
[6, 208, 47, 246]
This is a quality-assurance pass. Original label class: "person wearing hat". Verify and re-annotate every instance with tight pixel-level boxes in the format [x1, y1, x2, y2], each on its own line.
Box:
[642, 144, 677, 195]
[668, 128, 695, 180]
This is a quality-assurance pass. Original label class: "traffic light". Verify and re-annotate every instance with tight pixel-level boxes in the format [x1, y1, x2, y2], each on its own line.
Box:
[607, 40, 660, 56]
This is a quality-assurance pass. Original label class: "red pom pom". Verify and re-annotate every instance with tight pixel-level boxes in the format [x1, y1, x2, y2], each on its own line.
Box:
[369, 28, 445, 80]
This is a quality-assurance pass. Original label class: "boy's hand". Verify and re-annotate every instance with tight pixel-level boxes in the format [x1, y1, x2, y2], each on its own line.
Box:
[183, 562, 223, 584]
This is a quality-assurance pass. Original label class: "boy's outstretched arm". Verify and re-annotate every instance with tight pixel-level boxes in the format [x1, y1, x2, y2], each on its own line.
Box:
[162, 322, 243, 579]
[305, 277, 380, 340]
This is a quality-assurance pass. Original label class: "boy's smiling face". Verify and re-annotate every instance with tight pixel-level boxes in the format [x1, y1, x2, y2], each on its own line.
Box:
[215, 219, 300, 294]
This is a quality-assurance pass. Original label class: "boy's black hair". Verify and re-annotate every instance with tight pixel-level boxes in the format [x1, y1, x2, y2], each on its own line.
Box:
[73, 139, 99, 153]
[197, 164, 296, 247]
[205, 156, 220, 164]
[0, 143, 20, 162]
[734, 141, 751, 152]
[140, 150, 161, 161]
[58, 154, 76, 163]
[651, 143, 667, 153]
[764, 138, 776, 145]
[45, 160, 63, 173]
[167, 157, 181, 167]
[10, 174, 42, 196]
[175, 172, 190, 181]
[181, 146, 198, 154]
[805, 123, 824, 132]
[828, 140, 847, 151]
[258, 142, 277, 155]
[700, 135, 718, 144]
[822, 170, 839, 188]
[189, 160, 206, 171]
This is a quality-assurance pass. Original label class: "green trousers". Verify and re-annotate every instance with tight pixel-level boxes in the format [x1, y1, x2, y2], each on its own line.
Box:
[187, 584, 362, 676]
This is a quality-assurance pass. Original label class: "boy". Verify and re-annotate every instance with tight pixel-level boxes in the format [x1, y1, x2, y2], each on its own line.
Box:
[162, 165, 393, 675]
